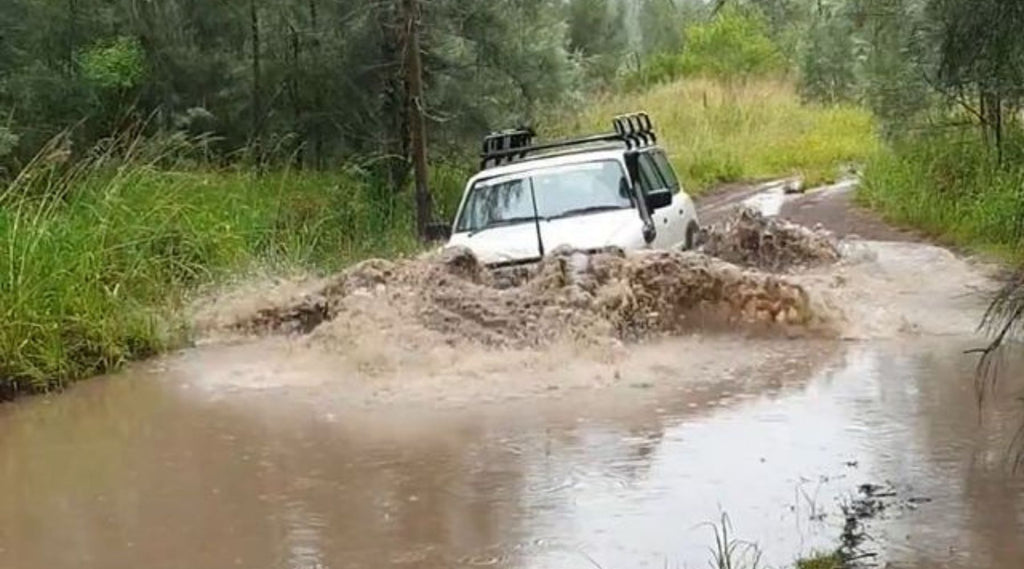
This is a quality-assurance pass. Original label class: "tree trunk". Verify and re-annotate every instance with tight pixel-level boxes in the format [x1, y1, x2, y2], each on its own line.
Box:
[250, 0, 263, 169]
[289, 24, 303, 168]
[67, 0, 78, 69]
[402, 0, 432, 239]
[309, 0, 324, 169]
[379, 1, 410, 193]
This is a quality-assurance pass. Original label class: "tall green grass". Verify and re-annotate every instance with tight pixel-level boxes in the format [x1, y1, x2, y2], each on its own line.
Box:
[548, 78, 879, 192]
[0, 135, 465, 396]
[859, 132, 1024, 260]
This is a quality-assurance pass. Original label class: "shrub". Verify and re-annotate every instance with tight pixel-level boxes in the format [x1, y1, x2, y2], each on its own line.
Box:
[859, 131, 1024, 259]
[679, 6, 785, 81]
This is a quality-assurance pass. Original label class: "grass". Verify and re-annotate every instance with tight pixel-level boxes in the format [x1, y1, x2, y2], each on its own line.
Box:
[0, 134, 466, 397]
[859, 132, 1024, 262]
[547, 77, 879, 193]
[705, 513, 764, 569]
[795, 551, 844, 569]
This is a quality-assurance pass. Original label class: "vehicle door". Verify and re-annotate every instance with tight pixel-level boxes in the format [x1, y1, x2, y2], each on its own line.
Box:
[636, 150, 688, 249]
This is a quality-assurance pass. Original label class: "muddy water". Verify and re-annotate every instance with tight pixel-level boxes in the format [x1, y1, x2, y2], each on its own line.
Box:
[1, 337, 1022, 569]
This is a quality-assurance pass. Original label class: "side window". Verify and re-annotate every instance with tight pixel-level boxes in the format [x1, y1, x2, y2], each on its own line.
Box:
[636, 152, 667, 195]
[651, 150, 680, 191]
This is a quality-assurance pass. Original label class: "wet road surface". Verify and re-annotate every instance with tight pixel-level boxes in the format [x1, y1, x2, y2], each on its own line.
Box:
[0, 338, 1022, 569]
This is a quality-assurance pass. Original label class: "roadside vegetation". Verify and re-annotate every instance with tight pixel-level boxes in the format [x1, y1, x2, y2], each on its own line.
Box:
[793, 0, 1024, 263]
[558, 5, 877, 191]
[560, 77, 875, 192]
[795, 552, 844, 569]
[860, 134, 1024, 260]
[0, 134, 469, 395]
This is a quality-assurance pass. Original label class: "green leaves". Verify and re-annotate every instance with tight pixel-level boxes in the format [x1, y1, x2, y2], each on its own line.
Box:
[679, 5, 784, 80]
[0, 127, 18, 160]
[78, 36, 146, 91]
[798, 6, 857, 104]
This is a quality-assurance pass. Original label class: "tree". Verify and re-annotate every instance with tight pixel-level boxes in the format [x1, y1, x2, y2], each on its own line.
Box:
[680, 5, 784, 80]
[927, 0, 1024, 161]
[798, 2, 857, 103]
[0, 0, 584, 173]
[637, 0, 685, 56]
[566, 0, 629, 84]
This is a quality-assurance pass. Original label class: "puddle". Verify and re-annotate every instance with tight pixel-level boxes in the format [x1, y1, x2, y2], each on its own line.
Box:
[0, 337, 1022, 569]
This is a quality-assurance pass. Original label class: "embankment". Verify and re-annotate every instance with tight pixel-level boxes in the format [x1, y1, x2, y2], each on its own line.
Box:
[859, 134, 1024, 262]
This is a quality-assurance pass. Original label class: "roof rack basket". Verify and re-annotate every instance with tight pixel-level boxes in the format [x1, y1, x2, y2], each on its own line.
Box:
[479, 112, 657, 170]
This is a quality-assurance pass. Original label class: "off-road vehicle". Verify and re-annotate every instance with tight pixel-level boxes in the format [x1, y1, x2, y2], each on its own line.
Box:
[431, 113, 701, 269]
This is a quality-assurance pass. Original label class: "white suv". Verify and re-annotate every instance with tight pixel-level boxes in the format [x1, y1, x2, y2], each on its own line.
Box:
[434, 113, 701, 268]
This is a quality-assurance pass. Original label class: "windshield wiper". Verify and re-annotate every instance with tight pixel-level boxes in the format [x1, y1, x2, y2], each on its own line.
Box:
[547, 205, 630, 221]
[468, 216, 545, 237]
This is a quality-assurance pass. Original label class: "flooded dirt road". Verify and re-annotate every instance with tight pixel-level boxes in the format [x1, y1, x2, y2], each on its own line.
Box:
[2, 338, 1022, 569]
[1, 181, 1022, 569]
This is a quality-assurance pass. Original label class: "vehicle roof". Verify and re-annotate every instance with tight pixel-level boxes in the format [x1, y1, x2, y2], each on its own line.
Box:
[469, 142, 657, 185]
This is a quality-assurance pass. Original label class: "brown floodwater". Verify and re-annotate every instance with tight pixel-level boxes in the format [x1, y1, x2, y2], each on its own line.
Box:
[1, 337, 1022, 569]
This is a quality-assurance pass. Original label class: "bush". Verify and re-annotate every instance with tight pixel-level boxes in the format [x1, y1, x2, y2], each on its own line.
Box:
[78, 36, 146, 91]
[621, 7, 786, 90]
[678, 6, 785, 81]
[859, 132, 1024, 259]
[798, 10, 857, 104]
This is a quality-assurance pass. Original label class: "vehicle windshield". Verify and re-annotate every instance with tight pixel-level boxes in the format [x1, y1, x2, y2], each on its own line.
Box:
[455, 159, 635, 234]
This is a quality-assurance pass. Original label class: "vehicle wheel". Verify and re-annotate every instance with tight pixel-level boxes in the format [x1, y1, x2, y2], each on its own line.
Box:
[685, 222, 700, 250]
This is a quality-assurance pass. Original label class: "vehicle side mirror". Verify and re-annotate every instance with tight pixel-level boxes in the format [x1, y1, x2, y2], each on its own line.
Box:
[425, 222, 452, 242]
[645, 190, 672, 211]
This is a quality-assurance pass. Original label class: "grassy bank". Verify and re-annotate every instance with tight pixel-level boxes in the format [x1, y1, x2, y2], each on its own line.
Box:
[0, 142, 469, 396]
[549, 77, 878, 192]
[859, 133, 1024, 261]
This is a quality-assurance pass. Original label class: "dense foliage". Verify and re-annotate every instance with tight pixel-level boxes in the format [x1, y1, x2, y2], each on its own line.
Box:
[0, 0, 592, 174]
[791, 0, 1024, 250]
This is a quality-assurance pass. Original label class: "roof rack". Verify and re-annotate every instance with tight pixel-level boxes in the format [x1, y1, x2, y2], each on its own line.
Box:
[479, 112, 658, 170]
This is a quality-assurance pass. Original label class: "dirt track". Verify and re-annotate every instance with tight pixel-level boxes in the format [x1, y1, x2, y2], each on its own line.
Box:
[697, 178, 922, 242]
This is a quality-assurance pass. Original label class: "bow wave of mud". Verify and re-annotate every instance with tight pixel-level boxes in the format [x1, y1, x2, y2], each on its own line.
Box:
[197, 246, 831, 351]
[186, 208, 995, 403]
[197, 207, 844, 350]
[699, 206, 841, 271]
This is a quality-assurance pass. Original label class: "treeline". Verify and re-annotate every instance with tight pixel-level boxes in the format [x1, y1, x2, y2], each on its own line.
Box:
[789, 0, 1024, 256]
[797, 0, 1024, 142]
[0, 0, 888, 180]
[0, 0, 719, 180]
